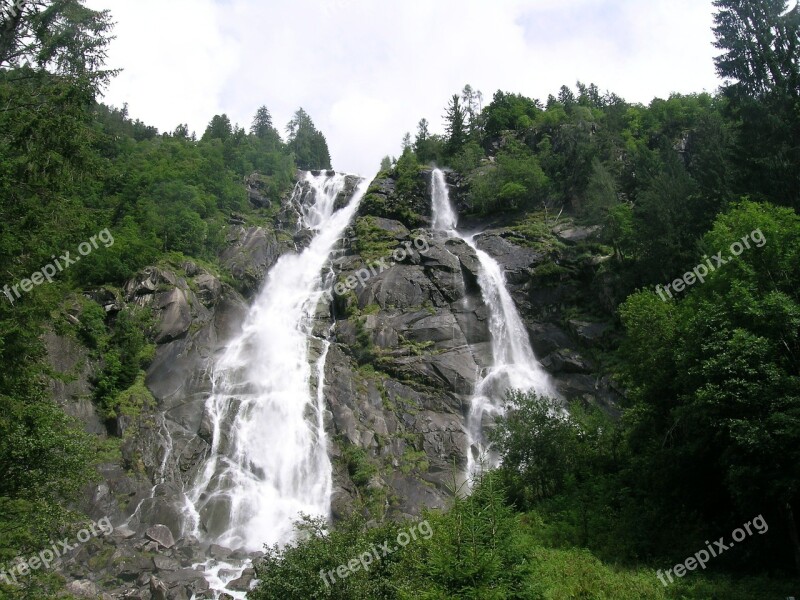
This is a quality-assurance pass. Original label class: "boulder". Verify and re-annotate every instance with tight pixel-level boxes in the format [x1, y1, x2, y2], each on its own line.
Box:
[65, 580, 104, 598]
[553, 224, 600, 243]
[149, 576, 169, 600]
[194, 273, 222, 307]
[153, 555, 181, 571]
[145, 524, 175, 549]
[228, 567, 256, 591]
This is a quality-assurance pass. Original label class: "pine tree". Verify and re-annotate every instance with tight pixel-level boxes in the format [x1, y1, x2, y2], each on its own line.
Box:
[558, 85, 576, 107]
[461, 84, 483, 138]
[713, 0, 800, 99]
[0, 0, 117, 89]
[443, 94, 466, 157]
[713, 0, 800, 205]
[250, 105, 282, 147]
[414, 118, 433, 163]
[286, 108, 331, 170]
[202, 114, 233, 141]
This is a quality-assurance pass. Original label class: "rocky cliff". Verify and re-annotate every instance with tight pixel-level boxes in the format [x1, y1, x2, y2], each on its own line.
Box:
[45, 169, 622, 599]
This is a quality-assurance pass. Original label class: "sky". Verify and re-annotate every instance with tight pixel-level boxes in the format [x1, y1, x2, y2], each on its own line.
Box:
[85, 0, 723, 176]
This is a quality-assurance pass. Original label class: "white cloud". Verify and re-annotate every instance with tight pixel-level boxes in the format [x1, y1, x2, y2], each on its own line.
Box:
[87, 0, 721, 175]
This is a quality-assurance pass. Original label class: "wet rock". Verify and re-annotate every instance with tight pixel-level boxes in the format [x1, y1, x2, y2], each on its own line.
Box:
[208, 543, 232, 560]
[473, 231, 546, 283]
[228, 567, 256, 591]
[527, 322, 574, 357]
[145, 525, 175, 549]
[176, 544, 205, 563]
[130, 491, 185, 538]
[220, 226, 284, 292]
[333, 174, 363, 211]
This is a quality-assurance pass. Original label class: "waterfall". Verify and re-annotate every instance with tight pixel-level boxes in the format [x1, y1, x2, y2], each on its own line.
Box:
[431, 168, 458, 231]
[429, 168, 555, 481]
[184, 172, 370, 554]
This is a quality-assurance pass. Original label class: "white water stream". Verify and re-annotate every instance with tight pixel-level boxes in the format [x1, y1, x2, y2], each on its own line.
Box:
[430, 169, 556, 482]
[183, 172, 370, 597]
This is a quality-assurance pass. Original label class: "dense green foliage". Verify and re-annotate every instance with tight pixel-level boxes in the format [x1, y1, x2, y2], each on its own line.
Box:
[251, 472, 797, 599]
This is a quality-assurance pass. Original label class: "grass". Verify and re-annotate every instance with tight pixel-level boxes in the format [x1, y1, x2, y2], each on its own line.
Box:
[524, 544, 798, 599]
[531, 547, 800, 600]
[513, 512, 800, 600]
[354, 216, 398, 261]
[504, 210, 567, 253]
[528, 546, 667, 599]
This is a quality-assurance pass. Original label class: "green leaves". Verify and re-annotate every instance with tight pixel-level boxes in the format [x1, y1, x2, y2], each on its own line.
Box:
[468, 139, 548, 213]
[617, 200, 800, 569]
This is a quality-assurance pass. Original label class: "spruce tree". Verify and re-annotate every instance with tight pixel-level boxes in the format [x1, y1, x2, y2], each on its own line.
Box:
[713, 0, 800, 98]
[286, 108, 332, 170]
[443, 94, 466, 157]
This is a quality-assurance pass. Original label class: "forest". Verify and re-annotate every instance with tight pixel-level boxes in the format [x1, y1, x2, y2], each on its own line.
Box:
[0, 0, 798, 598]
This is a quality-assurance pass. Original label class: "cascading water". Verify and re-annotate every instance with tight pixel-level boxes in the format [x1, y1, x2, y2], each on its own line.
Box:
[429, 169, 556, 481]
[431, 168, 459, 231]
[182, 172, 370, 595]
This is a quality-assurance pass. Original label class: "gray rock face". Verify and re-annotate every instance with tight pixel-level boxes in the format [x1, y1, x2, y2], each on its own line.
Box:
[124, 267, 215, 343]
[43, 330, 103, 435]
[356, 170, 431, 228]
[321, 217, 490, 515]
[333, 173, 364, 211]
[473, 231, 546, 284]
[245, 172, 274, 208]
[220, 225, 285, 293]
[568, 319, 613, 346]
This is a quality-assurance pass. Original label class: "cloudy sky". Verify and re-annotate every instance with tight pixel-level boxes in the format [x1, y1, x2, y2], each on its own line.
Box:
[85, 0, 722, 176]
